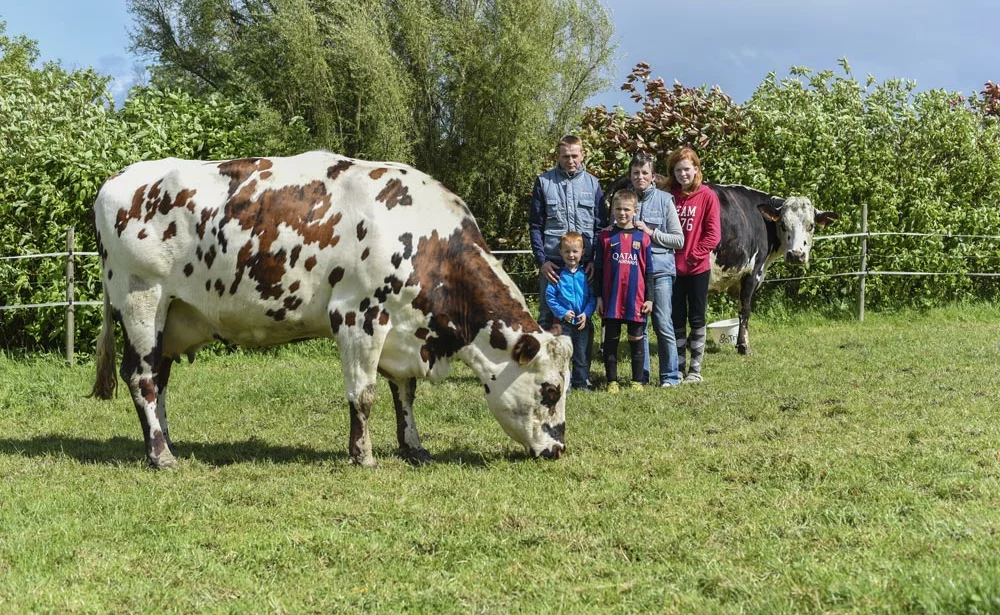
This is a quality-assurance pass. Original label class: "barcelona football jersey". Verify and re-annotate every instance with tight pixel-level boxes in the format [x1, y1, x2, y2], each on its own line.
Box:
[595, 227, 653, 322]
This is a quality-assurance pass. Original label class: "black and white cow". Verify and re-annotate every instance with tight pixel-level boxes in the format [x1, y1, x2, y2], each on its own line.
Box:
[605, 175, 838, 354]
[91, 151, 573, 469]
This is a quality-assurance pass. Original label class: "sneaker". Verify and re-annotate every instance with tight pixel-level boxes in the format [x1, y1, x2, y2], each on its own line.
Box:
[629, 382, 644, 391]
[683, 372, 703, 384]
[606, 381, 620, 394]
[660, 381, 678, 388]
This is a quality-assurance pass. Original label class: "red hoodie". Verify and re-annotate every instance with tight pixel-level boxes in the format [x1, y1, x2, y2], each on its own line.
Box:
[671, 184, 721, 276]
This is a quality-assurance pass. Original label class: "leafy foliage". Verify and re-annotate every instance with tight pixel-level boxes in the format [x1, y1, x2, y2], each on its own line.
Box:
[0, 22, 301, 349]
[126, 0, 616, 244]
[579, 59, 1000, 312]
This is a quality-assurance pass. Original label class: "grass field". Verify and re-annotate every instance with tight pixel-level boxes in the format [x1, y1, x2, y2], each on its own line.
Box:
[2, 304, 1000, 614]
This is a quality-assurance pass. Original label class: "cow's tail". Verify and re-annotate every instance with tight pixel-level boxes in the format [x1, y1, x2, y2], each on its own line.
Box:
[90, 283, 118, 400]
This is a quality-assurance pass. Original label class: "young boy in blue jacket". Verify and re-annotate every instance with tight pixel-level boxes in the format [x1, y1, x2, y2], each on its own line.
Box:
[545, 232, 597, 391]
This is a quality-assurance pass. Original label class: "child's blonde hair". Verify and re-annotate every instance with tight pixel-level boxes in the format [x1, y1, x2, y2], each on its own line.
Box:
[559, 232, 584, 250]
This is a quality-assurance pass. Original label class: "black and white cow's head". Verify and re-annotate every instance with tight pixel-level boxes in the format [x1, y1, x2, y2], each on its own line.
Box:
[759, 196, 839, 264]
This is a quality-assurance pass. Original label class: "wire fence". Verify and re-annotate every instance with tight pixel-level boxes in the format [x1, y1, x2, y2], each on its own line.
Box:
[4, 221, 1000, 361]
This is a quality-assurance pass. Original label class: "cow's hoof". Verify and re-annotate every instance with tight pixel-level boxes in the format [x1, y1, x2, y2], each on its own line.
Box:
[147, 453, 179, 470]
[349, 456, 379, 469]
[400, 447, 433, 466]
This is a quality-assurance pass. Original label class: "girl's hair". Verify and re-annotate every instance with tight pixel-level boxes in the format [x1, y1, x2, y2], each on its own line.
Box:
[559, 231, 584, 250]
[666, 147, 704, 193]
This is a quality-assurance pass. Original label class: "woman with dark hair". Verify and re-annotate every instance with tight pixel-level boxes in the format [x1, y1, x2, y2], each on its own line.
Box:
[666, 147, 721, 383]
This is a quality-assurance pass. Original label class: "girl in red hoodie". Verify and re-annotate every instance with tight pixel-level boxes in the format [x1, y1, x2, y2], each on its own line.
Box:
[667, 147, 721, 383]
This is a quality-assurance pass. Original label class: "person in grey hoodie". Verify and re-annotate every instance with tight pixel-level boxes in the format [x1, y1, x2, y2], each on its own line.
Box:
[628, 153, 685, 387]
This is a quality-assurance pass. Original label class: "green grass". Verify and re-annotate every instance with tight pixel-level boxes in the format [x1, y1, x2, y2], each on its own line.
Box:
[2, 304, 1000, 614]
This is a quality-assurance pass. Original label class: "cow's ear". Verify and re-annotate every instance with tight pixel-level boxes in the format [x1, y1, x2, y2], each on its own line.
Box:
[815, 211, 839, 227]
[511, 334, 541, 366]
[758, 202, 782, 222]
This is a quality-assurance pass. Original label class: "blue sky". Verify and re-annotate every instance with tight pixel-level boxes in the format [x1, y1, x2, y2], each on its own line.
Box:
[3, 1, 999, 109]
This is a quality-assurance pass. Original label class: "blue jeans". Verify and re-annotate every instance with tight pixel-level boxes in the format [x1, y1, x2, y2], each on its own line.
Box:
[643, 275, 680, 385]
[562, 322, 591, 389]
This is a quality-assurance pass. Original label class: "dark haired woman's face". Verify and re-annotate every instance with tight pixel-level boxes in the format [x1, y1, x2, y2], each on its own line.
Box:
[630, 163, 654, 192]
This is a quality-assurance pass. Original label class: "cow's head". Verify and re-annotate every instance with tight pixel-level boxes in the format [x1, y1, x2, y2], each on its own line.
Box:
[483, 331, 573, 459]
[759, 196, 839, 264]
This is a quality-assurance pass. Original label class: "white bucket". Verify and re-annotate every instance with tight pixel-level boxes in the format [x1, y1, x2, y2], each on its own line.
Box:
[707, 318, 740, 346]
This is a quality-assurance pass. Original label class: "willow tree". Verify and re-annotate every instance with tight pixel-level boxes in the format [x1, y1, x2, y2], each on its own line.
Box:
[126, 0, 616, 241]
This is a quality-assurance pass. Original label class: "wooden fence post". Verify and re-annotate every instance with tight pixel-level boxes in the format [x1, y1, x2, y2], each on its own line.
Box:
[858, 203, 868, 322]
[66, 227, 75, 365]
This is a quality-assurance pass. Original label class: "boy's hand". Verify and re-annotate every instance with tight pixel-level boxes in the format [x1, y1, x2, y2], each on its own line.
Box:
[641, 300, 653, 315]
[576, 313, 588, 330]
[563, 310, 576, 324]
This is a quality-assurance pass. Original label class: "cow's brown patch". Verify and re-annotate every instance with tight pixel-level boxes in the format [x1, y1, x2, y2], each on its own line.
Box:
[183, 263, 194, 277]
[290, 245, 302, 268]
[162, 221, 177, 241]
[138, 229, 148, 240]
[214, 279, 226, 296]
[205, 245, 217, 269]
[356, 221, 367, 241]
[406, 219, 539, 366]
[362, 305, 381, 335]
[369, 168, 388, 180]
[490, 321, 508, 350]
[329, 310, 343, 334]
[345, 312, 356, 327]
[327, 160, 353, 180]
[361, 247, 370, 260]
[195, 246, 203, 262]
[218, 166, 342, 301]
[283, 296, 302, 311]
[289, 281, 300, 293]
[377, 179, 413, 209]
[196, 209, 214, 240]
[266, 308, 287, 321]
[304, 256, 317, 271]
[329, 266, 345, 288]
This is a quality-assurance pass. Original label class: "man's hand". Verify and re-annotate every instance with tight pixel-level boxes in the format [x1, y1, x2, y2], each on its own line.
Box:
[641, 300, 653, 315]
[541, 261, 560, 284]
[585, 261, 596, 281]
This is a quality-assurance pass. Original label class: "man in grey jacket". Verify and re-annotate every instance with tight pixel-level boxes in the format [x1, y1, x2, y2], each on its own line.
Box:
[529, 135, 607, 330]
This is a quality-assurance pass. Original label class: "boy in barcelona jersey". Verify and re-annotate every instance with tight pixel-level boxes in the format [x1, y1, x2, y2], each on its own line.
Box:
[594, 189, 654, 393]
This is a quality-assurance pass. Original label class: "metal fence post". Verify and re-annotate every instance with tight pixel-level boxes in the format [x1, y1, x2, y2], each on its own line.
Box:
[66, 227, 75, 365]
[858, 203, 868, 322]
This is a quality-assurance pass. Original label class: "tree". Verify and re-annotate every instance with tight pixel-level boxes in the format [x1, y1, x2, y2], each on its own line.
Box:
[125, 0, 617, 241]
[0, 22, 302, 348]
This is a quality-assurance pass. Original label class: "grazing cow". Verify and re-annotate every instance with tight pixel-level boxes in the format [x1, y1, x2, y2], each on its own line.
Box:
[605, 175, 838, 354]
[91, 151, 573, 469]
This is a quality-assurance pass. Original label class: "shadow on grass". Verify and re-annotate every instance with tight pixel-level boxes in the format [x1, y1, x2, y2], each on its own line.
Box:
[0, 435, 531, 468]
[0, 434, 347, 466]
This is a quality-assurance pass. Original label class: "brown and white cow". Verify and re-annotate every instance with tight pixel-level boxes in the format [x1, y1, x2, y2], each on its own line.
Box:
[91, 151, 573, 468]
